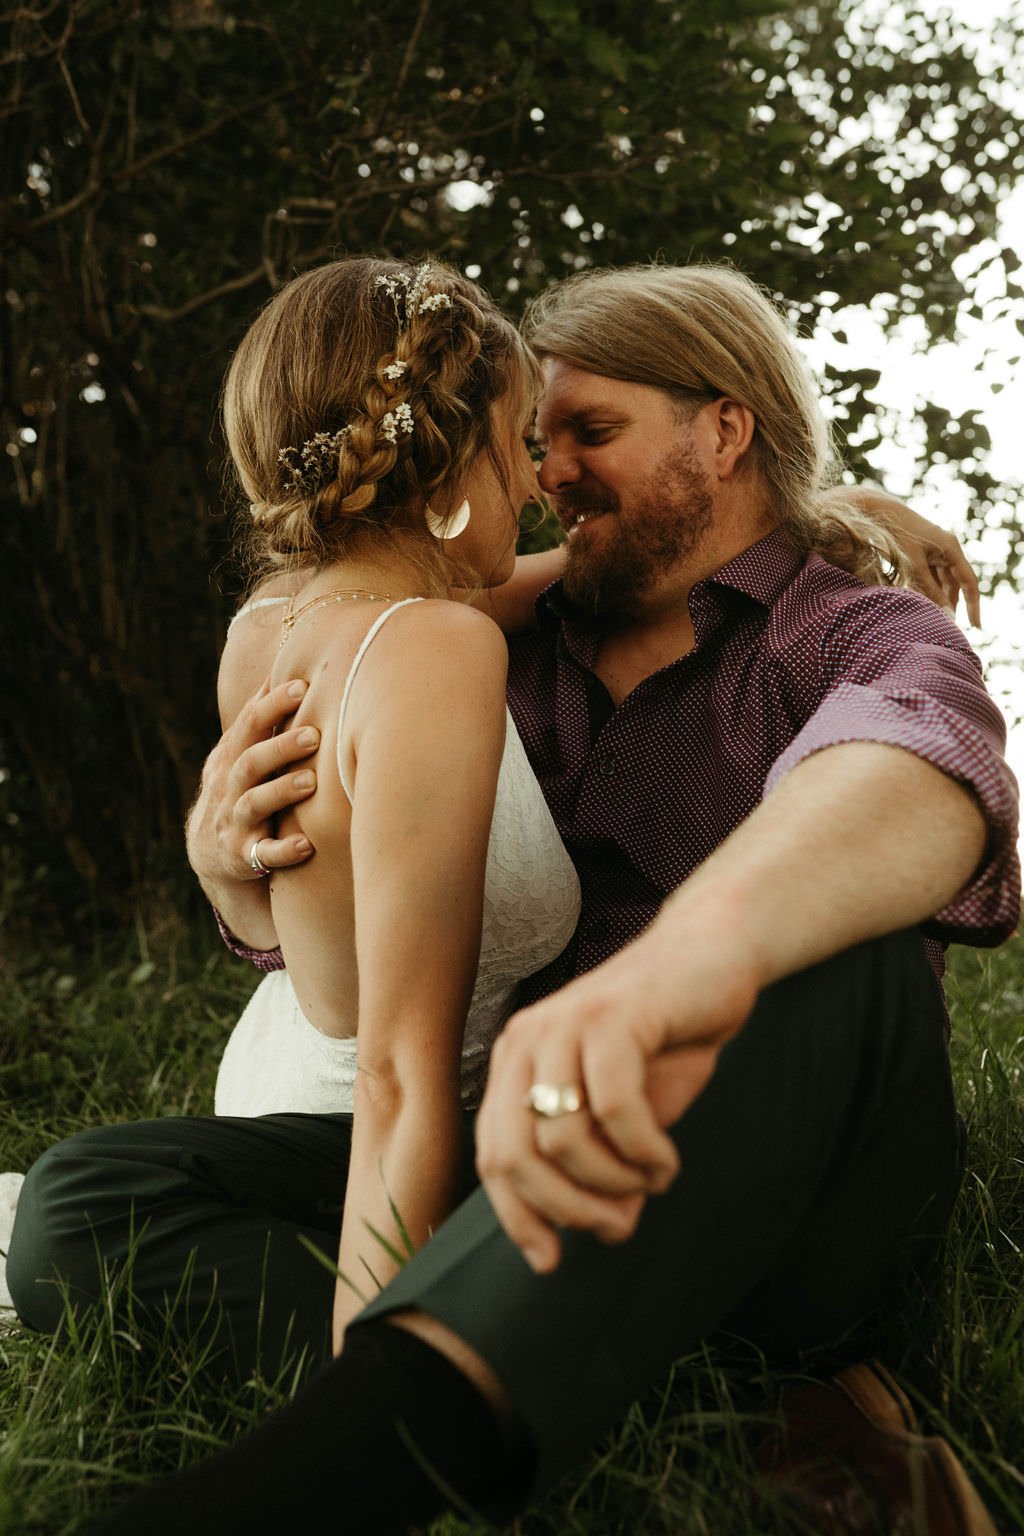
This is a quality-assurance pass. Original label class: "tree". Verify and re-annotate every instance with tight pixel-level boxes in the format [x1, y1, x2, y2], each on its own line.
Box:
[2, 0, 1021, 926]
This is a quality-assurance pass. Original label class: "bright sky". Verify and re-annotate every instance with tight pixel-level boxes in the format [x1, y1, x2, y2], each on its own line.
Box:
[803, 0, 1024, 838]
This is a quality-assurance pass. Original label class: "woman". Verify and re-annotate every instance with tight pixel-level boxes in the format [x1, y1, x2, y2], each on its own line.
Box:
[2, 259, 580, 1362]
[209, 256, 582, 1344]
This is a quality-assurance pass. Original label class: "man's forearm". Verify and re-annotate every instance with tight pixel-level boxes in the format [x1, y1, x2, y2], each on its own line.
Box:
[202, 876, 281, 955]
[647, 740, 988, 1014]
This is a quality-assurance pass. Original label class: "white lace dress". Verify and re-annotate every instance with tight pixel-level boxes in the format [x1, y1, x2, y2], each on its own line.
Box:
[0, 1172, 24, 1318]
[215, 599, 581, 1117]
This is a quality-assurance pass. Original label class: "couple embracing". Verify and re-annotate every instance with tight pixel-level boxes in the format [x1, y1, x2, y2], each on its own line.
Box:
[8, 257, 1019, 1534]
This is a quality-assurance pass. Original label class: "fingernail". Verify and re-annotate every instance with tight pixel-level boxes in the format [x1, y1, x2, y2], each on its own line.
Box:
[287, 680, 307, 699]
[294, 771, 315, 790]
[297, 728, 319, 748]
[295, 836, 312, 854]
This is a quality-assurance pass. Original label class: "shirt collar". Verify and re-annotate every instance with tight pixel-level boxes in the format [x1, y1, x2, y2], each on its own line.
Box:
[698, 526, 805, 608]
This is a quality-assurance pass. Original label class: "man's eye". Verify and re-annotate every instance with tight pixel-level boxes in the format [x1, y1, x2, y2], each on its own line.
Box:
[579, 428, 612, 445]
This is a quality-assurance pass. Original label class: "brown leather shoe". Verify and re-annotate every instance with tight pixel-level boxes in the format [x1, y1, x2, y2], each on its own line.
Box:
[754, 1361, 998, 1535]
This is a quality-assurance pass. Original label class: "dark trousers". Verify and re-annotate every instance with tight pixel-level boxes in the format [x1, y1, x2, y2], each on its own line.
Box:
[8, 931, 962, 1490]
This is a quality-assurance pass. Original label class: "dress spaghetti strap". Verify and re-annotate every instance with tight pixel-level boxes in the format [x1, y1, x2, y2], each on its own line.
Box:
[335, 597, 424, 802]
[226, 595, 290, 633]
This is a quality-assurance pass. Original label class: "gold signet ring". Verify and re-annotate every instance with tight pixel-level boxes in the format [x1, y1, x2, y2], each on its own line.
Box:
[524, 1083, 586, 1118]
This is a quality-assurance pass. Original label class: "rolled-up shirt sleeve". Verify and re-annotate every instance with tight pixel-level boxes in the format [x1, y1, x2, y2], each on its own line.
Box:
[213, 907, 286, 971]
[764, 588, 1020, 944]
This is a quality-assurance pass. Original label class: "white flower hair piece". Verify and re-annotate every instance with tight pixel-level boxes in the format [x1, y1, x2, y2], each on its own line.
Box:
[374, 263, 453, 331]
[380, 402, 414, 444]
[382, 360, 408, 381]
[277, 427, 351, 493]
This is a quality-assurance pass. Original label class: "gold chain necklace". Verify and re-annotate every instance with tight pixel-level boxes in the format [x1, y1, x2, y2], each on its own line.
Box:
[279, 589, 395, 648]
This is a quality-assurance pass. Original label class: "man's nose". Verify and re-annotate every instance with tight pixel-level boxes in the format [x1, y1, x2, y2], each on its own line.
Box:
[537, 445, 581, 494]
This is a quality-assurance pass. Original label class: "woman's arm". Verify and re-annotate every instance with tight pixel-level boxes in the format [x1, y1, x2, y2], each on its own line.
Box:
[472, 546, 566, 633]
[330, 603, 509, 1347]
[823, 485, 981, 625]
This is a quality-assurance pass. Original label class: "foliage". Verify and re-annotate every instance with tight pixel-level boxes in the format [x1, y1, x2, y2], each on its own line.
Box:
[2, 0, 1022, 923]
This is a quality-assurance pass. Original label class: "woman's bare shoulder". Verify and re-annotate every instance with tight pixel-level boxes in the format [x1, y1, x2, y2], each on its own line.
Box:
[217, 577, 305, 728]
[370, 598, 509, 678]
[338, 600, 509, 751]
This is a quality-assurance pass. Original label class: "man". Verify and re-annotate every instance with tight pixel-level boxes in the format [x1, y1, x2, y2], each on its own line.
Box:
[19, 265, 1021, 1535]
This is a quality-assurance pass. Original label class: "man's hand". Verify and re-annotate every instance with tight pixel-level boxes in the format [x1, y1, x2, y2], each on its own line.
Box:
[185, 678, 319, 945]
[475, 932, 760, 1274]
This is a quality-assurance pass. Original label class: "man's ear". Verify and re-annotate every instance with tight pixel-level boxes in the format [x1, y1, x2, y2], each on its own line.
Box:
[710, 397, 757, 480]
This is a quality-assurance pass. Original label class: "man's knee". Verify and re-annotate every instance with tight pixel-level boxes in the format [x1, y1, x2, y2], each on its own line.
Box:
[7, 1127, 120, 1331]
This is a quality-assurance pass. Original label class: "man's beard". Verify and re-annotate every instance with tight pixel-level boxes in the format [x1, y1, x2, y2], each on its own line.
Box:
[560, 444, 715, 619]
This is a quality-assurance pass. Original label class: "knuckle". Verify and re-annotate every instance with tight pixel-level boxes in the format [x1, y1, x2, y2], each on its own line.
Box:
[589, 1086, 629, 1125]
[502, 1010, 538, 1047]
[535, 1120, 578, 1157]
[241, 696, 264, 735]
[477, 1145, 514, 1181]
[235, 788, 262, 827]
[267, 733, 290, 767]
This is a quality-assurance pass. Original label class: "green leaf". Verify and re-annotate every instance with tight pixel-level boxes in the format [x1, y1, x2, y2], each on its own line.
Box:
[583, 29, 629, 82]
[531, 0, 580, 23]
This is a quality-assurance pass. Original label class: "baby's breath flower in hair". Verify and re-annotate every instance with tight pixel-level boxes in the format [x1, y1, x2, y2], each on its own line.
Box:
[375, 263, 453, 330]
[277, 426, 351, 493]
[380, 402, 414, 444]
[383, 360, 408, 381]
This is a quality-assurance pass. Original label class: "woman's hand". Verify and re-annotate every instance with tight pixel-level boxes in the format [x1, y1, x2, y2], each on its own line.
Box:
[843, 487, 981, 625]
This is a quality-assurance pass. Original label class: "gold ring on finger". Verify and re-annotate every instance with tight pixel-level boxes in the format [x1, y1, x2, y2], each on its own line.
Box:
[524, 1082, 586, 1119]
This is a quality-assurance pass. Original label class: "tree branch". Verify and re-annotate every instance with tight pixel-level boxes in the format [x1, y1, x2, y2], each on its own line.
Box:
[31, 74, 313, 229]
[134, 264, 267, 323]
[394, 0, 430, 97]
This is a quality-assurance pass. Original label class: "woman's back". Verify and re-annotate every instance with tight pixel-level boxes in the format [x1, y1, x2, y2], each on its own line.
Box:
[215, 583, 580, 1113]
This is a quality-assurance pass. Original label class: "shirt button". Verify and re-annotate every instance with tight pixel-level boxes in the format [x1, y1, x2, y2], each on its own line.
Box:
[597, 756, 616, 777]
[588, 918, 611, 943]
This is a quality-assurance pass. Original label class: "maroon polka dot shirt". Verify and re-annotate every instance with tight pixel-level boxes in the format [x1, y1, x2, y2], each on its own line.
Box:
[506, 529, 1020, 1004]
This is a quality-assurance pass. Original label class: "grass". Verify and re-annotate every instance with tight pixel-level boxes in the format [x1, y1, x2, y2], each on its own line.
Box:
[0, 924, 1021, 1534]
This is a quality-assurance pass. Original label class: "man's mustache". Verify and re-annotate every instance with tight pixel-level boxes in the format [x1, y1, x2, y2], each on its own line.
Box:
[555, 488, 619, 516]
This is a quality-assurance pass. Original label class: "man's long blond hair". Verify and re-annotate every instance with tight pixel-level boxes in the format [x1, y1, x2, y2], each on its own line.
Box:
[523, 264, 906, 586]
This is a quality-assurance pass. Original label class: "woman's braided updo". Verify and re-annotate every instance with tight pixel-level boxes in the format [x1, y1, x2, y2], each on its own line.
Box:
[223, 257, 536, 578]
